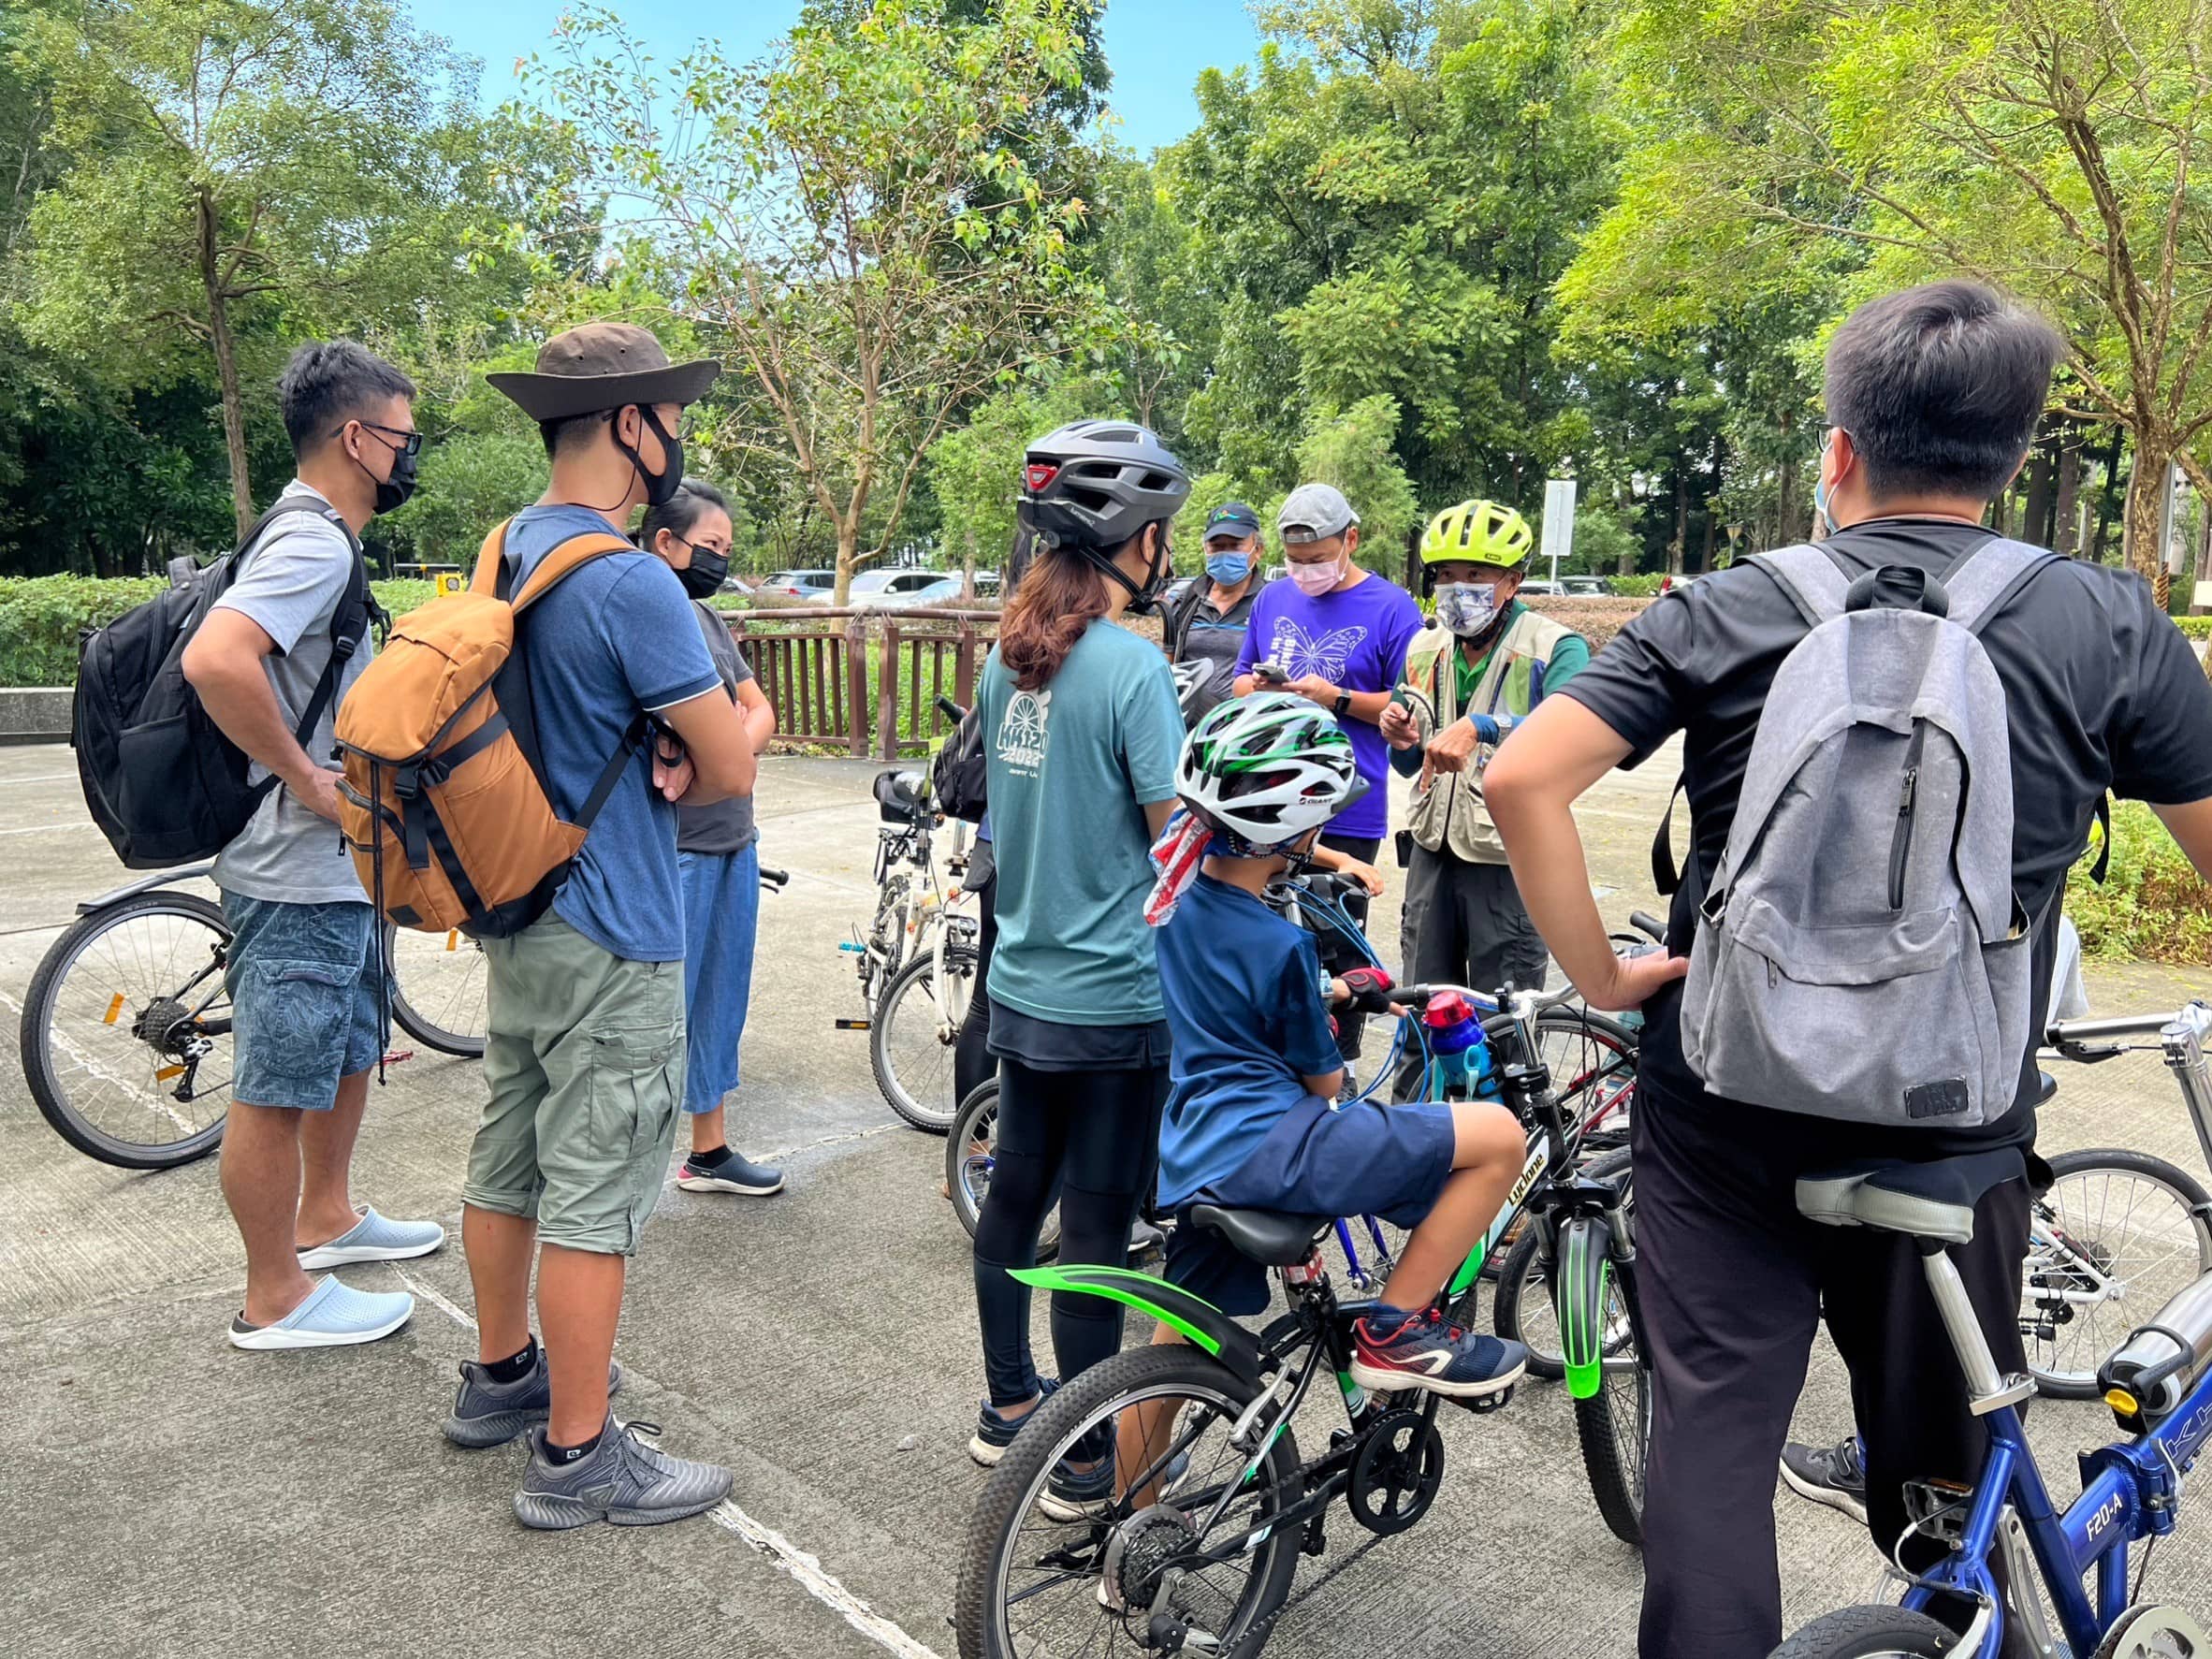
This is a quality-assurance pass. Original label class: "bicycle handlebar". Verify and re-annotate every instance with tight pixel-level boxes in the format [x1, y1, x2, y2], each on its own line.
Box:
[759, 866, 790, 890]
[1628, 910, 1666, 942]
[935, 693, 967, 724]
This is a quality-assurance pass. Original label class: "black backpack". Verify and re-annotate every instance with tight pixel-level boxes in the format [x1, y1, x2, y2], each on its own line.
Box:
[932, 700, 989, 822]
[73, 500, 377, 869]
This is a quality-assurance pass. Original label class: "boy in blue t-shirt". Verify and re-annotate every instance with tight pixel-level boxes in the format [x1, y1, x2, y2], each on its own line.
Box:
[1144, 692, 1530, 1401]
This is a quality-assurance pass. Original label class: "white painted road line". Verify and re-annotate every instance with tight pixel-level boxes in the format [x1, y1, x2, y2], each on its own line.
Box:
[389, 1262, 947, 1659]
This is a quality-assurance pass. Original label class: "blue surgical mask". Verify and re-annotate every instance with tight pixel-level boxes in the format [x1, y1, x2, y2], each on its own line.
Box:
[1813, 473, 1831, 531]
[1435, 582, 1500, 638]
[1205, 551, 1252, 585]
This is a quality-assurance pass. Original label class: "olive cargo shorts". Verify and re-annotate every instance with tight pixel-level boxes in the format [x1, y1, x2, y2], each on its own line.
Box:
[462, 915, 686, 1256]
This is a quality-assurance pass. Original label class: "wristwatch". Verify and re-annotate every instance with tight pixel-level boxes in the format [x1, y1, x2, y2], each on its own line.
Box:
[1333, 691, 1352, 718]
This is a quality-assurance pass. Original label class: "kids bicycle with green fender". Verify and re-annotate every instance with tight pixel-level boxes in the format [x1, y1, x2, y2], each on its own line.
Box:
[952, 980, 1651, 1659]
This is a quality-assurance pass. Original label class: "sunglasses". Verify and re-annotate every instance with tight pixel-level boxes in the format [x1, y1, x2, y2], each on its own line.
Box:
[335, 420, 424, 458]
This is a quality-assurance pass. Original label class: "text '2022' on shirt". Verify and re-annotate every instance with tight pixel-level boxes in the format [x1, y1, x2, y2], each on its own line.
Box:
[1561, 518, 2212, 1152]
[978, 618, 1185, 1027]
[1234, 570, 1424, 842]
[502, 503, 720, 964]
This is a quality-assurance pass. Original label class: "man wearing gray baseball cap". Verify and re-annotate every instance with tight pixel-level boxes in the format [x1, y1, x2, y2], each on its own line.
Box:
[1232, 483, 1424, 866]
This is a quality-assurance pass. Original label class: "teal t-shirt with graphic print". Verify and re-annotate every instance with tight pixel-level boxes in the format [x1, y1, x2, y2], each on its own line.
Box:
[978, 618, 1185, 1026]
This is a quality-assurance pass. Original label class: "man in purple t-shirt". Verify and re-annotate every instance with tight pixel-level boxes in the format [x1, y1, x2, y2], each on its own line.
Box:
[1233, 483, 1425, 864]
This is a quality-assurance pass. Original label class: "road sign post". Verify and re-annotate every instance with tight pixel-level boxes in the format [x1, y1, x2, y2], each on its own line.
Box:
[1540, 479, 1578, 585]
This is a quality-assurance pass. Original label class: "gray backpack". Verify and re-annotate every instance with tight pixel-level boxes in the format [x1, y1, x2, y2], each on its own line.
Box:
[1679, 538, 2059, 1130]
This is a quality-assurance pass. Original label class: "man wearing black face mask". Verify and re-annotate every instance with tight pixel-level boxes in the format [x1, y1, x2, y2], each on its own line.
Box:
[181, 339, 445, 1351]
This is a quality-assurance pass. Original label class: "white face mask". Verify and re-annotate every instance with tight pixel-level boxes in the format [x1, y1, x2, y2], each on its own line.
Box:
[1435, 581, 1500, 637]
[1288, 555, 1342, 597]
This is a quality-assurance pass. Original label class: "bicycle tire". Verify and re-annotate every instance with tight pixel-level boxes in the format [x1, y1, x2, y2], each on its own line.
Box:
[953, 1342, 1303, 1659]
[22, 890, 234, 1170]
[2027, 1146, 2212, 1400]
[1535, 1010, 1639, 1146]
[385, 925, 488, 1059]
[1484, 1147, 1633, 1379]
[946, 1080, 1062, 1262]
[1771, 1605, 1961, 1658]
[872, 941, 977, 1133]
[1570, 1258, 1650, 1547]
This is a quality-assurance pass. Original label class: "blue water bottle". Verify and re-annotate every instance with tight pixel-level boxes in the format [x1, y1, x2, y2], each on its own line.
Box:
[1422, 992, 1493, 1099]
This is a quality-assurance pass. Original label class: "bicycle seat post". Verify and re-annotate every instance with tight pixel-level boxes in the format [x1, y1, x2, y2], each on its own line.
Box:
[2162, 1005, 2212, 1182]
[1920, 1244, 2036, 1415]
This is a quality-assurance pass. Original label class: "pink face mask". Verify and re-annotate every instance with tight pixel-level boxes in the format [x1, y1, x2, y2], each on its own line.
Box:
[1288, 555, 1342, 596]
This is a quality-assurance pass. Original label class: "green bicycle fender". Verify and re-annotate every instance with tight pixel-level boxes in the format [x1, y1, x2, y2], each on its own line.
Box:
[1009, 1265, 1264, 1381]
[1556, 1213, 1615, 1402]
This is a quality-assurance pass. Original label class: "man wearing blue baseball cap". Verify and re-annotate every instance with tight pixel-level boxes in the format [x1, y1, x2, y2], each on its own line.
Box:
[1166, 501, 1266, 720]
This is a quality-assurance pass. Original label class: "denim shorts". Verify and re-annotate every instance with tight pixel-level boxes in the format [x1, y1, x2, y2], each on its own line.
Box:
[1165, 1097, 1458, 1316]
[678, 843, 759, 1113]
[220, 894, 388, 1111]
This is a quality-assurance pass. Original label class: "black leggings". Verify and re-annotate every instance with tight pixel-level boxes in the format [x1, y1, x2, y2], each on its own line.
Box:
[953, 873, 997, 1109]
[972, 1054, 1168, 1406]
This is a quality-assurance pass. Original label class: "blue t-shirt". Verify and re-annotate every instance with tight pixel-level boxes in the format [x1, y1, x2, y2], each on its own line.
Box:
[1234, 571, 1424, 840]
[1157, 874, 1343, 1208]
[503, 503, 720, 962]
[980, 618, 1184, 1025]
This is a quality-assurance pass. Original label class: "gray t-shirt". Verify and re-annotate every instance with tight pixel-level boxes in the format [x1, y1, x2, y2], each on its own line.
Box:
[675, 600, 758, 856]
[207, 480, 372, 906]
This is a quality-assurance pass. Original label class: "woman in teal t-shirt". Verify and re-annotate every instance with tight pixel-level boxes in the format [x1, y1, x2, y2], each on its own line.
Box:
[964, 421, 1190, 1515]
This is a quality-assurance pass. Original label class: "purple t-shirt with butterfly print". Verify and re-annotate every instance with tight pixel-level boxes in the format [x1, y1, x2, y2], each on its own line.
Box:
[1234, 568, 1425, 841]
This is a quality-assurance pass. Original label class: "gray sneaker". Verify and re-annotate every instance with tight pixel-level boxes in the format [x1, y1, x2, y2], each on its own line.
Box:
[514, 1418, 733, 1530]
[442, 1351, 623, 1449]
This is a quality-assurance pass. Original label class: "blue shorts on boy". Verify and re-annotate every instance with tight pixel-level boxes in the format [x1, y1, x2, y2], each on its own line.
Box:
[1156, 872, 1456, 1316]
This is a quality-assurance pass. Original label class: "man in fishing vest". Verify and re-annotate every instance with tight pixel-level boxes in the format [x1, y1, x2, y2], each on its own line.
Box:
[1381, 501, 1589, 1038]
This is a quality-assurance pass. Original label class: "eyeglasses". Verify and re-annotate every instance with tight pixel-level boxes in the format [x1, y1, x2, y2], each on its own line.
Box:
[334, 420, 423, 458]
[1820, 426, 1851, 456]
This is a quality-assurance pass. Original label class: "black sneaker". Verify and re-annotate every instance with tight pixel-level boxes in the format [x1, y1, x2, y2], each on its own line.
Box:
[677, 1149, 785, 1196]
[1780, 1434, 1868, 1524]
[1129, 1217, 1167, 1259]
[969, 1377, 1059, 1468]
[1039, 1453, 1115, 1523]
[442, 1351, 622, 1449]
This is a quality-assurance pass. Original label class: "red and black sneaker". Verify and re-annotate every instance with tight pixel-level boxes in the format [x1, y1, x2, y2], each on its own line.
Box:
[1349, 1306, 1527, 1400]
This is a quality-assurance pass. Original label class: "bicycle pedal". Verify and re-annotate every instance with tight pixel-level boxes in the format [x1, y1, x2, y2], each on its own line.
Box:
[834, 1017, 870, 1030]
[1458, 1385, 1515, 1415]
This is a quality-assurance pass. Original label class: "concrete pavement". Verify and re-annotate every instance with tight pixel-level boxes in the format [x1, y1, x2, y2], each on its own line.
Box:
[2, 741, 2206, 1658]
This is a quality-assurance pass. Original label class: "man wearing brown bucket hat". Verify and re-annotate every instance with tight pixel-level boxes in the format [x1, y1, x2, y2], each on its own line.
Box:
[441, 322, 760, 1530]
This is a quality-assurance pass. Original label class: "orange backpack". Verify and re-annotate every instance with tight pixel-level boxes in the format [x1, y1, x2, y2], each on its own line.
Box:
[336, 518, 646, 936]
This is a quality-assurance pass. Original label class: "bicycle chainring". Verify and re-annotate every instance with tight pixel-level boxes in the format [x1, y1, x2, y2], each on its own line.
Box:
[1099, 1505, 1199, 1618]
[1346, 1408, 1445, 1536]
[2093, 1605, 2212, 1659]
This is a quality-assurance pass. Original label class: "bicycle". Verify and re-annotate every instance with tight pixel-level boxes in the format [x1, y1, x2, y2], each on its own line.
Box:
[1774, 1001, 2212, 1659]
[840, 764, 978, 1132]
[20, 861, 789, 1171]
[953, 979, 1652, 1659]
[20, 862, 483, 1171]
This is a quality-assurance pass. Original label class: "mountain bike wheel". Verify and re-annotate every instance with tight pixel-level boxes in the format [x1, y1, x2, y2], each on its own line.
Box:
[872, 940, 978, 1132]
[1484, 1147, 1633, 1379]
[2025, 1147, 2212, 1399]
[1534, 1010, 1639, 1151]
[954, 1342, 1303, 1659]
[22, 890, 234, 1170]
[946, 1080, 1061, 1261]
[1570, 1261, 1650, 1547]
[385, 925, 488, 1058]
[1771, 1605, 1962, 1657]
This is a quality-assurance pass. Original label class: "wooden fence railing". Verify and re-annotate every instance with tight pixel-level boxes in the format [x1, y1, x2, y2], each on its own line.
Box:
[721, 607, 999, 760]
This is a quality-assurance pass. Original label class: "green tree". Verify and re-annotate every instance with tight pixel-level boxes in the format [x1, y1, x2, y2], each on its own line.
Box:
[14, 0, 538, 535]
[1588, 0, 2212, 578]
[537, 0, 1107, 605]
[1296, 395, 1420, 563]
[926, 377, 1106, 593]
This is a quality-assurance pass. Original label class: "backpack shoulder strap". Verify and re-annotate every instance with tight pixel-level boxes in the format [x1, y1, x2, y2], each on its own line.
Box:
[509, 531, 639, 614]
[1747, 544, 1850, 629]
[1937, 536, 2063, 636]
[1651, 774, 1687, 896]
[228, 499, 368, 754]
[471, 520, 511, 598]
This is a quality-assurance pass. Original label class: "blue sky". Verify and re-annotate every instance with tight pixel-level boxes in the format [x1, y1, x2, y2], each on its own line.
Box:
[427, 0, 1262, 155]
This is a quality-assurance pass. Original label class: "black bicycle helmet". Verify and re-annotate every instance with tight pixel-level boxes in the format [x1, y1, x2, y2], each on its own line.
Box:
[1017, 419, 1191, 553]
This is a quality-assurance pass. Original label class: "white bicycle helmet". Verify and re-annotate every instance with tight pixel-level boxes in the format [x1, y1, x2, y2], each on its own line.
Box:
[1176, 692, 1365, 851]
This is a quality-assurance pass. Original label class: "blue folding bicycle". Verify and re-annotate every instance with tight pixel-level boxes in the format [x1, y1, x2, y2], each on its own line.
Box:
[1775, 1002, 2212, 1659]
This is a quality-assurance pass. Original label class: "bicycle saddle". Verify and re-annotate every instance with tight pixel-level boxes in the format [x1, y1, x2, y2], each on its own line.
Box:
[1796, 1146, 2029, 1247]
[2036, 1070, 2058, 1105]
[1188, 1205, 1332, 1266]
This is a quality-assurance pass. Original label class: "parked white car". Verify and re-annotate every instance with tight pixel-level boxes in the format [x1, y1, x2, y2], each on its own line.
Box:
[850, 570, 966, 610]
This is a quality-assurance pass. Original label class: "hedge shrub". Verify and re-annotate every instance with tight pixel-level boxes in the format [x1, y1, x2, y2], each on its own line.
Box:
[2069, 799, 2212, 966]
[1, 575, 452, 687]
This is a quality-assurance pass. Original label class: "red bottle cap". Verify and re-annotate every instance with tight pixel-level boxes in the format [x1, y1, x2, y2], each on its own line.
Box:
[1423, 991, 1475, 1029]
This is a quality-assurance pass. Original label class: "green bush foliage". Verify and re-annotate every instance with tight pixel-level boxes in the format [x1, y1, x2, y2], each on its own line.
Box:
[2069, 800, 2212, 967]
[1, 575, 454, 686]
[1607, 573, 1668, 597]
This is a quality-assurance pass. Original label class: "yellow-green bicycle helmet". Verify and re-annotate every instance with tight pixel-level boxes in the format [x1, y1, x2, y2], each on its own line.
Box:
[1419, 500, 1534, 572]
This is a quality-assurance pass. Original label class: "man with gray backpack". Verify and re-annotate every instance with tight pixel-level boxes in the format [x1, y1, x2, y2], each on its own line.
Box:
[1483, 281, 2212, 1659]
